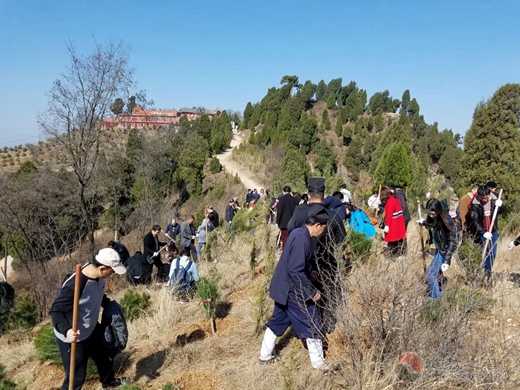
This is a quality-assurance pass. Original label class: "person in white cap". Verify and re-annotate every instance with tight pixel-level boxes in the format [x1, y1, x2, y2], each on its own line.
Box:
[50, 246, 127, 390]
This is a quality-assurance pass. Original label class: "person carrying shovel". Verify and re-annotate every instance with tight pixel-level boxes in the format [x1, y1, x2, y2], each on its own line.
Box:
[467, 185, 503, 282]
[50, 246, 127, 390]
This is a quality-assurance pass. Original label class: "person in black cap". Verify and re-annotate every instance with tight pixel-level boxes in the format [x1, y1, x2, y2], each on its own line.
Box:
[287, 177, 346, 334]
[259, 206, 331, 370]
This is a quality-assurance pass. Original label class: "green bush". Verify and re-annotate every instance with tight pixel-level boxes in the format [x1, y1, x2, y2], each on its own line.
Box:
[231, 205, 266, 233]
[209, 157, 222, 174]
[197, 277, 220, 320]
[119, 385, 142, 390]
[7, 294, 38, 330]
[120, 290, 151, 322]
[344, 229, 373, 264]
[34, 324, 61, 363]
[0, 364, 16, 390]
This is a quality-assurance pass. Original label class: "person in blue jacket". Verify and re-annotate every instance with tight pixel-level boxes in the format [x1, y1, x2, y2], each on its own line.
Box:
[259, 205, 331, 370]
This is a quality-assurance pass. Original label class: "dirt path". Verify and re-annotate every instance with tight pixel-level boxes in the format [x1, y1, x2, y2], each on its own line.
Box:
[216, 132, 264, 190]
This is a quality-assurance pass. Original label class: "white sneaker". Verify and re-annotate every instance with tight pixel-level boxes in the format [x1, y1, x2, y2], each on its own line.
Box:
[259, 327, 277, 363]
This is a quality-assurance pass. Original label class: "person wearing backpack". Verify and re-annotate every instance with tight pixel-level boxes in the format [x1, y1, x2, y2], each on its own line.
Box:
[49, 247, 127, 390]
[418, 199, 460, 299]
[168, 247, 199, 299]
[348, 205, 377, 240]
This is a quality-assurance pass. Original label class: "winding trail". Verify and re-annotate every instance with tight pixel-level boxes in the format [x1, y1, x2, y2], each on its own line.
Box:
[216, 132, 264, 190]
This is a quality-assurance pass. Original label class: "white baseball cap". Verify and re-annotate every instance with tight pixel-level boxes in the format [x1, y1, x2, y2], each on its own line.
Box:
[95, 248, 127, 275]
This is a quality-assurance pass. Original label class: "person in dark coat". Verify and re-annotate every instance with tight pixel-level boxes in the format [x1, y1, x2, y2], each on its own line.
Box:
[467, 185, 503, 279]
[393, 187, 411, 227]
[143, 225, 167, 279]
[259, 206, 330, 370]
[126, 251, 153, 285]
[286, 177, 346, 333]
[49, 247, 127, 390]
[276, 185, 298, 249]
[418, 199, 460, 299]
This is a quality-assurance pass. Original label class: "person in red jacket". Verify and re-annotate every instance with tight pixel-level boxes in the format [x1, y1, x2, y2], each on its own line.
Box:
[381, 186, 407, 256]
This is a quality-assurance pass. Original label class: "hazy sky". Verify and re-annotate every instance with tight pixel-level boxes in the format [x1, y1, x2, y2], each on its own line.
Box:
[1, 0, 519, 146]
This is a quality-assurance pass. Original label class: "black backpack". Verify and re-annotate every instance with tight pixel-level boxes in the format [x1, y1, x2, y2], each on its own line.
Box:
[101, 299, 128, 357]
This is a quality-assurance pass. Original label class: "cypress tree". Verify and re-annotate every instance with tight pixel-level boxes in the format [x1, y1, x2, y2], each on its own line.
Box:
[374, 143, 413, 188]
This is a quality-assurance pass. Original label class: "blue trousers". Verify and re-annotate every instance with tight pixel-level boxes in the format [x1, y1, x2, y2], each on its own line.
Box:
[426, 251, 445, 299]
[267, 299, 322, 340]
[481, 231, 499, 273]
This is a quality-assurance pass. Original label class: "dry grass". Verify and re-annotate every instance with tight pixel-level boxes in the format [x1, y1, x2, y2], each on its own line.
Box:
[3, 212, 520, 389]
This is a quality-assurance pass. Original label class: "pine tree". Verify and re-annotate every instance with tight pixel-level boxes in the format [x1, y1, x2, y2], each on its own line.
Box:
[316, 80, 327, 101]
[374, 143, 413, 188]
[321, 109, 331, 131]
[274, 147, 309, 193]
[400, 90, 410, 116]
[461, 84, 520, 208]
[243, 102, 254, 128]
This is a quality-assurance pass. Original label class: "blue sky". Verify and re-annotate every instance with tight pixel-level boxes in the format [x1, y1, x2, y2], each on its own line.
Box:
[1, 0, 519, 146]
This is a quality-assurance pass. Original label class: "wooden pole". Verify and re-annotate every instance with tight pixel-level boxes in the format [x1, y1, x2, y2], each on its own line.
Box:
[480, 189, 503, 268]
[2, 236, 8, 283]
[375, 184, 382, 217]
[417, 200, 427, 275]
[68, 264, 82, 390]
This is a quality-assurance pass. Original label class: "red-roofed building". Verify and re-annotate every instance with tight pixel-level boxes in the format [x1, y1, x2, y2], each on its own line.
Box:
[102, 105, 218, 129]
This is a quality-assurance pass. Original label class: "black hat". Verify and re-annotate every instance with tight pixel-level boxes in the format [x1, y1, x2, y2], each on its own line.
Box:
[307, 177, 325, 194]
[485, 181, 497, 189]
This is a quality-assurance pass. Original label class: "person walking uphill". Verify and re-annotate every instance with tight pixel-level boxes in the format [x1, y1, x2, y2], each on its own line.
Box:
[259, 206, 331, 370]
[467, 185, 503, 280]
[50, 247, 127, 390]
[418, 199, 460, 299]
[381, 186, 407, 257]
[276, 185, 298, 249]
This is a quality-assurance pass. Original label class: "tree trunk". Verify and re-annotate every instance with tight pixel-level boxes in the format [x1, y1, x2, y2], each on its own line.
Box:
[79, 185, 95, 256]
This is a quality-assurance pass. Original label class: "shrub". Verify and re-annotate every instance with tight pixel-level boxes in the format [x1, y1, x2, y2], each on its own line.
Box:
[197, 276, 220, 335]
[0, 364, 16, 390]
[6, 294, 39, 330]
[33, 324, 61, 363]
[120, 290, 151, 321]
[344, 229, 373, 265]
[231, 205, 266, 233]
[209, 157, 222, 174]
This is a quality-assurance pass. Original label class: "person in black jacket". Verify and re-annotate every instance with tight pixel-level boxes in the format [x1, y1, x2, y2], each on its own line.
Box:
[276, 186, 298, 249]
[49, 247, 127, 390]
[126, 251, 153, 285]
[143, 225, 167, 279]
[418, 199, 460, 299]
[259, 207, 330, 370]
[287, 177, 346, 333]
[467, 186, 503, 278]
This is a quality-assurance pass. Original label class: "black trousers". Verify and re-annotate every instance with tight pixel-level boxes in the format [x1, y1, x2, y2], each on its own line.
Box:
[56, 325, 115, 390]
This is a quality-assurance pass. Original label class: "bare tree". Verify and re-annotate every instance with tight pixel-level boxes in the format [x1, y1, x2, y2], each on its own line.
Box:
[40, 42, 133, 254]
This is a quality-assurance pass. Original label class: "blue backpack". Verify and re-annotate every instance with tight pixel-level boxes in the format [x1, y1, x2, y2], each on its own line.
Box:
[349, 209, 376, 239]
[170, 258, 194, 293]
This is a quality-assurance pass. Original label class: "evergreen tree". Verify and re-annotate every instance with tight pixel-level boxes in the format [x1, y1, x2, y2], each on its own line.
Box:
[400, 90, 410, 115]
[335, 109, 345, 136]
[314, 140, 336, 175]
[274, 147, 309, 193]
[243, 102, 254, 128]
[408, 98, 420, 117]
[321, 109, 331, 131]
[461, 84, 520, 208]
[110, 98, 125, 115]
[316, 80, 327, 101]
[374, 143, 414, 188]
[344, 89, 367, 121]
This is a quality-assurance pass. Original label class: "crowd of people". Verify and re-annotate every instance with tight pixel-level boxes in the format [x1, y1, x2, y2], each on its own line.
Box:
[45, 175, 518, 387]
